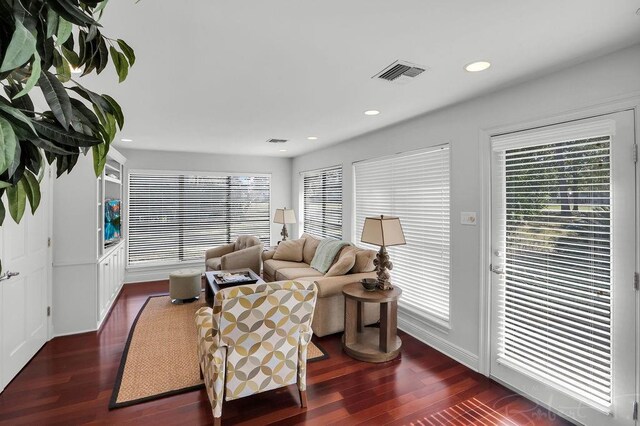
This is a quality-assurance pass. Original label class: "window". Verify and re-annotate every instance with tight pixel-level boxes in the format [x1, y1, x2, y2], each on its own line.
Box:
[354, 146, 450, 324]
[302, 165, 343, 239]
[128, 171, 270, 266]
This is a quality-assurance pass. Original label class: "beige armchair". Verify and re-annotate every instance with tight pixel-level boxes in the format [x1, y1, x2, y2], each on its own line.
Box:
[195, 281, 318, 425]
[205, 236, 263, 274]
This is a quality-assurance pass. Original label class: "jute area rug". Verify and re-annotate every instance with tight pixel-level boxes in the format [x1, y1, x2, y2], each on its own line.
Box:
[109, 293, 328, 409]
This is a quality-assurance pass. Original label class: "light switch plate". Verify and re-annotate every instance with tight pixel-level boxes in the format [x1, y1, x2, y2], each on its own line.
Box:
[461, 212, 477, 226]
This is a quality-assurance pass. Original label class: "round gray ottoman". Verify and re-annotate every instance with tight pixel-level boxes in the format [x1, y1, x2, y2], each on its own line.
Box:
[169, 269, 201, 304]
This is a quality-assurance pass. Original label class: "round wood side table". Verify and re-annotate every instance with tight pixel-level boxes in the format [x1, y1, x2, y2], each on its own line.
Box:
[341, 282, 402, 363]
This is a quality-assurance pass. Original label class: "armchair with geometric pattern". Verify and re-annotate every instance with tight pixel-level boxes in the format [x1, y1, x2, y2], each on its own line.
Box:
[195, 281, 318, 426]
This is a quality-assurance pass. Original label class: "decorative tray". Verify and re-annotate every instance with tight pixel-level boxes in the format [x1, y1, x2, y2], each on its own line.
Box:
[213, 271, 258, 286]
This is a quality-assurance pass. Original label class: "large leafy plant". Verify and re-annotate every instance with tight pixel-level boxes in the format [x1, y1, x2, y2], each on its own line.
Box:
[0, 0, 133, 232]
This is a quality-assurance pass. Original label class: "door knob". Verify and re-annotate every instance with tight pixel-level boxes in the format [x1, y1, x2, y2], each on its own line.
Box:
[0, 271, 20, 281]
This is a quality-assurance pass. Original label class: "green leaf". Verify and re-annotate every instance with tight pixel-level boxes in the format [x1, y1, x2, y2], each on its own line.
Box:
[94, 0, 109, 19]
[46, 7, 60, 39]
[0, 181, 12, 189]
[0, 20, 37, 73]
[68, 85, 112, 116]
[102, 94, 123, 130]
[55, 17, 73, 46]
[7, 139, 20, 178]
[0, 200, 5, 226]
[0, 103, 37, 136]
[22, 170, 41, 214]
[117, 39, 135, 66]
[47, 0, 100, 27]
[70, 98, 100, 132]
[31, 119, 101, 147]
[38, 70, 74, 130]
[92, 144, 108, 176]
[96, 37, 108, 74]
[61, 46, 80, 68]
[6, 179, 26, 224]
[13, 51, 42, 99]
[55, 50, 71, 83]
[109, 47, 129, 83]
[0, 117, 17, 175]
[29, 137, 78, 155]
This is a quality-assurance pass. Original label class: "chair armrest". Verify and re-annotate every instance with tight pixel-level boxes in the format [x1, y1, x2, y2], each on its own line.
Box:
[313, 272, 377, 298]
[221, 244, 264, 271]
[297, 328, 313, 391]
[262, 249, 276, 261]
[205, 243, 235, 261]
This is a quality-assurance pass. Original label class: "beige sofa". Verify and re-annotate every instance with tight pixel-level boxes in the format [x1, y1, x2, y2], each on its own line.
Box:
[262, 233, 379, 336]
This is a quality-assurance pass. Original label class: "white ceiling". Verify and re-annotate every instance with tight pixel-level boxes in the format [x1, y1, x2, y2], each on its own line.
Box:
[87, 1, 640, 157]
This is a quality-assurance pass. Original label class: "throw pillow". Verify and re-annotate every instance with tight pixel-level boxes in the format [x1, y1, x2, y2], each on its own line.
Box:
[273, 238, 305, 262]
[351, 248, 377, 273]
[326, 247, 356, 277]
[301, 233, 321, 264]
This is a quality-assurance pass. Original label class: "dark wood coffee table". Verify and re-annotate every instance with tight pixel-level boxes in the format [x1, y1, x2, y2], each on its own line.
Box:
[204, 268, 265, 306]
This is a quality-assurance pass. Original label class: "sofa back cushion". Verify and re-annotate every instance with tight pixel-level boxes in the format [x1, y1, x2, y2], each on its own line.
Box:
[272, 238, 305, 262]
[351, 248, 377, 273]
[326, 247, 357, 277]
[301, 233, 321, 264]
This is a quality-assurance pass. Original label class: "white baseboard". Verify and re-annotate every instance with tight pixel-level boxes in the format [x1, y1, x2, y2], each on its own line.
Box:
[398, 312, 479, 371]
[53, 327, 97, 338]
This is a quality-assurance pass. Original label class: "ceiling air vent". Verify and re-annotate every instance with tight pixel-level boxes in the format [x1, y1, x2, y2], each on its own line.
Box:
[266, 138, 288, 144]
[373, 60, 427, 85]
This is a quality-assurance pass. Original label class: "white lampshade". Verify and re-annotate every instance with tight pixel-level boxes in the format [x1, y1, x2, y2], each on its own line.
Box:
[273, 208, 296, 224]
[361, 215, 406, 247]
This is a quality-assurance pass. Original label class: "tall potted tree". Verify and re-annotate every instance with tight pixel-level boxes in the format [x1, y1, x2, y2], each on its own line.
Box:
[0, 0, 133, 272]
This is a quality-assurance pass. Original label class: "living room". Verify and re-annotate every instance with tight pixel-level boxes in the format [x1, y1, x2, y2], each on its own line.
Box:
[0, 1, 639, 425]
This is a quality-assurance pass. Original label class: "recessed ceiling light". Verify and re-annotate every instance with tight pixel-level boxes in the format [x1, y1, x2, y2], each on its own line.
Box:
[120, 138, 133, 142]
[364, 110, 380, 116]
[307, 136, 318, 140]
[464, 61, 491, 72]
[279, 149, 287, 152]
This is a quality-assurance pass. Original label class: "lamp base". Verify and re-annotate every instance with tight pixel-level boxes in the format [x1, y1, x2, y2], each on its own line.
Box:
[280, 224, 289, 241]
[374, 245, 393, 291]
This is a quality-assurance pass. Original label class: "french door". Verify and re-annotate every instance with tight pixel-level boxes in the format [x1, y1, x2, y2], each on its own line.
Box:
[490, 111, 637, 425]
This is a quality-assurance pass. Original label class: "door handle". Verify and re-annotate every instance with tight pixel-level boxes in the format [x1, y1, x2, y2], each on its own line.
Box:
[0, 271, 20, 281]
[490, 265, 505, 276]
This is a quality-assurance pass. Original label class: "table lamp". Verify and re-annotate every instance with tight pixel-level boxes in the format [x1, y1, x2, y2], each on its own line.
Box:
[273, 207, 296, 241]
[360, 215, 406, 290]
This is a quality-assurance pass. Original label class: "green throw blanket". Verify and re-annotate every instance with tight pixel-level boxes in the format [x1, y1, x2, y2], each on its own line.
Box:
[310, 239, 350, 274]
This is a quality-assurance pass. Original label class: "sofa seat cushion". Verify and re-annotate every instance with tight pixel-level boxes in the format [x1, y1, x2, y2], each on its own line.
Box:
[275, 267, 323, 281]
[205, 257, 222, 271]
[263, 259, 308, 278]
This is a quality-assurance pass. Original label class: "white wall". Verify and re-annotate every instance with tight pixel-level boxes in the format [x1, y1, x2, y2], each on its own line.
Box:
[118, 148, 292, 283]
[291, 44, 640, 369]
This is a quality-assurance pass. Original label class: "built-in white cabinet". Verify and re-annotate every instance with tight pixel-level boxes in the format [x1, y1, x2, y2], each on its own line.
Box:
[52, 149, 127, 336]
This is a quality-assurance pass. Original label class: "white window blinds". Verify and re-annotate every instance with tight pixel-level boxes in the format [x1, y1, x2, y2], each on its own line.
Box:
[128, 172, 270, 266]
[492, 120, 615, 409]
[354, 146, 450, 324]
[302, 165, 343, 239]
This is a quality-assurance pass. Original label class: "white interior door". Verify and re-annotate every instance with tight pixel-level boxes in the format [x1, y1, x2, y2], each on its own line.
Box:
[0, 170, 50, 393]
[490, 111, 637, 425]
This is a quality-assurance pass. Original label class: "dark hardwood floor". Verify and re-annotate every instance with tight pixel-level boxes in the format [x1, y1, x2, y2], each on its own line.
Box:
[0, 281, 571, 425]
